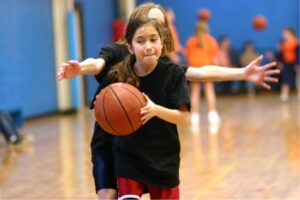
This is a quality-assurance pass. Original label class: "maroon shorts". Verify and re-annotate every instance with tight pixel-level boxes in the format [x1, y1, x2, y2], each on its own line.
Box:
[117, 177, 179, 200]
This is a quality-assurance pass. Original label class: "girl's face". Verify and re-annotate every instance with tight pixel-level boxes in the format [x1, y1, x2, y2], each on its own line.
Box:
[128, 24, 163, 68]
[283, 30, 289, 40]
[283, 29, 293, 40]
[221, 38, 230, 49]
[246, 43, 254, 52]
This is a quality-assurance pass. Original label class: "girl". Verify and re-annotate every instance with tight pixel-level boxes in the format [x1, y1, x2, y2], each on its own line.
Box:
[110, 16, 190, 200]
[185, 21, 220, 126]
[57, 3, 278, 199]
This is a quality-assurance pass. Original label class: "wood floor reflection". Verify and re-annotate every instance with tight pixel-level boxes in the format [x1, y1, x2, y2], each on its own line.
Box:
[0, 93, 299, 199]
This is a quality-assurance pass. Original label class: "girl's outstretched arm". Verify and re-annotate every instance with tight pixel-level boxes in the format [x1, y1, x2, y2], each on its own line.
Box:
[185, 55, 279, 90]
[57, 58, 105, 80]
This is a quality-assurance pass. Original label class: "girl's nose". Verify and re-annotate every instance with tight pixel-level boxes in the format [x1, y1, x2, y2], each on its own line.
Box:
[145, 41, 152, 51]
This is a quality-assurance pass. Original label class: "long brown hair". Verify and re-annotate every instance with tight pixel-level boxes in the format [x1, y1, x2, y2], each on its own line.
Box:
[107, 17, 164, 87]
[195, 20, 209, 48]
[284, 27, 297, 37]
[118, 2, 174, 55]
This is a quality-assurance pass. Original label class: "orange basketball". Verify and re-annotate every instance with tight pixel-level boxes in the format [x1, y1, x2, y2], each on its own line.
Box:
[94, 82, 146, 136]
[252, 15, 267, 31]
[197, 8, 211, 22]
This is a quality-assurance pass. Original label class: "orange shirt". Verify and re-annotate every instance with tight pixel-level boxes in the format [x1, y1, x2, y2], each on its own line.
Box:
[282, 37, 299, 64]
[185, 33, 219, 67]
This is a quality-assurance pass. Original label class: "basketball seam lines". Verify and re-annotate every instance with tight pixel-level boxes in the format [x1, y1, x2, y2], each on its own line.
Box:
[116, 85, 145, 130]
[117, 85, 144, 107]
[103, 89, 120, 134]
[110, 86, 135, 132]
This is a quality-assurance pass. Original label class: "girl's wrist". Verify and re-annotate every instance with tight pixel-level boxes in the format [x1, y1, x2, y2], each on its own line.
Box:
[79, 63, 86, 75]
[153, 104, 160, 117]
[242, 67, 247, 80]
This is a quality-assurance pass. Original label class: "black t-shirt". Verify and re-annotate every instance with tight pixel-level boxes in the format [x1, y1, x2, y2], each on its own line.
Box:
[89, 43, 189, 109]
[112, 60, 190, 188]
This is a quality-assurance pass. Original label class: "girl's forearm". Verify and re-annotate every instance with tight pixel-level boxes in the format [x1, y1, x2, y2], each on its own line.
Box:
[154, 105, 190, 125]
[186, 66, 246, 82]
[79, 58, 105, 75]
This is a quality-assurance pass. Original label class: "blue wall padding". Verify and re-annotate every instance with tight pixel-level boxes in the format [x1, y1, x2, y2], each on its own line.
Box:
[67, 10, 81, 109]
[0, 0, 57, 118]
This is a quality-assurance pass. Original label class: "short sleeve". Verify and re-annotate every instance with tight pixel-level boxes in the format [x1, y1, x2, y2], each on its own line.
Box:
[95, 43, 129, 82]
[178, 64, 189, 73]
[169, 66, 191, 111]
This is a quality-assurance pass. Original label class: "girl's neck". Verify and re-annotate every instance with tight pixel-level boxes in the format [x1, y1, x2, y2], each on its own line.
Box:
[134, 61, 157, 77]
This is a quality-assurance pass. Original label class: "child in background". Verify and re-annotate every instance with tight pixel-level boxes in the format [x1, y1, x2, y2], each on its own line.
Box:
[185, 21, 220, 126]
[166, 8, 184, 64]
[280, 27, 299, 101]
[239, 41, 259, 94]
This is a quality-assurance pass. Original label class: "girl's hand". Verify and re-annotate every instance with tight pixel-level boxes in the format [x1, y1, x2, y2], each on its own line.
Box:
[140, 93, 157, 124]
[57, 60, 81, 81]
[244, 55, 280, 90]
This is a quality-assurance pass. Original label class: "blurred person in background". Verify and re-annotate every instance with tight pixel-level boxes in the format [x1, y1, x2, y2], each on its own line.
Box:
[296, 46, 300, 100]
[279, 27, 299, 102]
[239, 41, 259, 94]
[166, 8, 184, 64]
[217, 35, 240, 93]
[0, 110, 32, 146]
[185, 21, 220, 126]
[264, 45, 282, 91]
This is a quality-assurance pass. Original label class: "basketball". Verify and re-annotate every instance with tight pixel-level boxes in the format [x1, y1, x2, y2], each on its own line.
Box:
[197, 8, 211, 21]
[94, 82, 147, 136]
[252, 15, 267, 31]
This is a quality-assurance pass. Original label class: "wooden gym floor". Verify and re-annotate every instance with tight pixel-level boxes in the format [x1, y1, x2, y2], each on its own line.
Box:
[0, 93, 299, 199]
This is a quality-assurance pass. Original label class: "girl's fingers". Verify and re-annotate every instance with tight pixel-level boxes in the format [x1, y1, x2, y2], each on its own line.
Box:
[142, 93, 150, 102]
[67, 60, 79, 67]
[261, 82, 271, 90]
[57, 69, 65, 80]
[261, 62, 277, 70]
[140, 107, 150, 115]
[141, 103, 150, 111]
[141, 112, 153, 124]
[251, 55, 263, 66]
[264, 76, 278, 83]
[67, 60, 78, 64]
[56, 71, 62, 77]
[141, 116, 148, 124]
[62, 63, 70, 67]
[265, 69, 280, 76]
